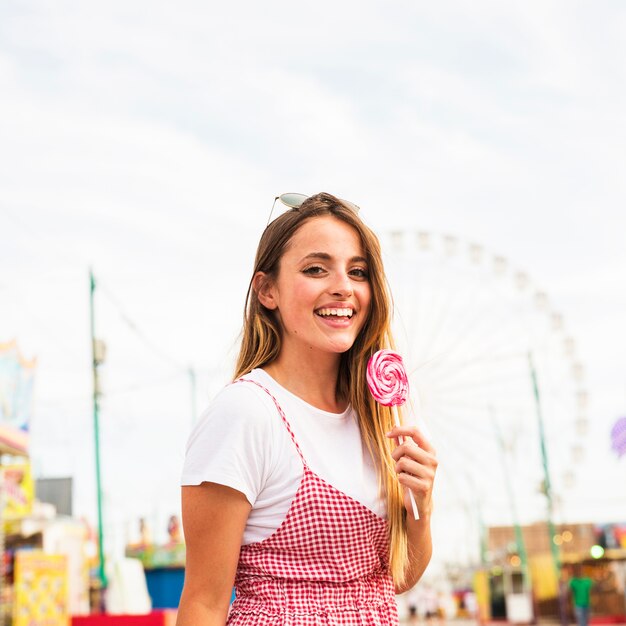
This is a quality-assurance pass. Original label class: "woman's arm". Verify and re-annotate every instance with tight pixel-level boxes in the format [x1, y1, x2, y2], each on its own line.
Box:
[386, 426, 438, 594]
[176, 482, 252, 626]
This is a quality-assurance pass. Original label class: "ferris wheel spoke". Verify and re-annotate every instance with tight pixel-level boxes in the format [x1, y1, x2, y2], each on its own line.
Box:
[409, 262, 485, 364]
[431, 410, 543, 494]
[415, 353, 531, 395]
[438, 303, 535, 361]
[383, 231, 587, 536]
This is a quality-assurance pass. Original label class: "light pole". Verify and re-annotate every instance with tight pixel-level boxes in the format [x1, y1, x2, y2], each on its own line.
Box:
[490, 406, 531, 588]
[528, 352, 560, 578]
[89, 269, 107, 592]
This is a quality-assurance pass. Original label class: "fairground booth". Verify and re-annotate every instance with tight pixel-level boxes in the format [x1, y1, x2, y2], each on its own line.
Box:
[1, 339, 179, 625]
[474, 521, 626, 624]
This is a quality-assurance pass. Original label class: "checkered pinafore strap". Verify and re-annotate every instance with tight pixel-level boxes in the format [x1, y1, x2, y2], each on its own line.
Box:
[235, 378, 307, 466]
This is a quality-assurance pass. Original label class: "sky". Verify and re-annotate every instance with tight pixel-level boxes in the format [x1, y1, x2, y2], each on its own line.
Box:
[1, 1, 625, 572]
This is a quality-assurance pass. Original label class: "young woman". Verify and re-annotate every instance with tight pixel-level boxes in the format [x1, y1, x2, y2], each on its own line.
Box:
[177, 193, 438, 625]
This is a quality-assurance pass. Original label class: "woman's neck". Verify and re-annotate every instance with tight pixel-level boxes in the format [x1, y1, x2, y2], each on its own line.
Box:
[262, 352, 346, 413]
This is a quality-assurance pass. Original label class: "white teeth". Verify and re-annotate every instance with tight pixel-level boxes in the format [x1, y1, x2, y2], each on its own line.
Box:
[316, 307, 353, 318]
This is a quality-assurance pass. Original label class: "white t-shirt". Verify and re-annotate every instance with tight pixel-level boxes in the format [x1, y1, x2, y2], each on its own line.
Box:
[181, 368, 386, 545]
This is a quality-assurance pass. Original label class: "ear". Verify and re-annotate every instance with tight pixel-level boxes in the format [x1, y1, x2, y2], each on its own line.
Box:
[253, 272, 278, 310]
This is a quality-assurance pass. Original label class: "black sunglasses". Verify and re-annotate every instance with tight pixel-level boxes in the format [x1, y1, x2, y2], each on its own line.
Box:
[267, 193, 360, 226]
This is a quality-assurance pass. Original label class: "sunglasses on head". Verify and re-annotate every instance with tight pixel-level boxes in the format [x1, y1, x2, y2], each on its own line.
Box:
[267, 193, 360, 226]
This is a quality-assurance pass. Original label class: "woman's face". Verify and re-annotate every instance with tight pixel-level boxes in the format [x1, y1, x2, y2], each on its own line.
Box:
[260, 215, 372, 361]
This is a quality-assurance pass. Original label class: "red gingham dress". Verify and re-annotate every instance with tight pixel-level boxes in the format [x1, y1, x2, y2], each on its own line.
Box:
[228, 379, 398, 626]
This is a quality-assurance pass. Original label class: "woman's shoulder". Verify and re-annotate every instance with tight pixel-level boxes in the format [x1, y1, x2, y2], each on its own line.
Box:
[191, 372, 283, 437]
[229, 368, 293, 412]
[182, 372, 292, 499]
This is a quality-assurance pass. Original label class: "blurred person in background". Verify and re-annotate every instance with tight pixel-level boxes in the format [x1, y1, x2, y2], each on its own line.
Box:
[424, 585, 440, 625]
[176, 193, 438, 625]
[569, 565, 593, 626]
[403, 585, 421, 623]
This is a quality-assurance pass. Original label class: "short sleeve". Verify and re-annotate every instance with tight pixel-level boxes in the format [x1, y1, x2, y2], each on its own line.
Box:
[180, 382, 275, 506]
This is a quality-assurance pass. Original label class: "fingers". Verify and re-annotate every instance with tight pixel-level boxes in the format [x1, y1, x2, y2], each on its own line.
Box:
[394, 454, 437, 483]
[388, 432, 437, 469]
[397, 472, 433, 497]
[390, 441, 433, 465]
[386, 426, 436, 455]
[386, 426, 438, 518]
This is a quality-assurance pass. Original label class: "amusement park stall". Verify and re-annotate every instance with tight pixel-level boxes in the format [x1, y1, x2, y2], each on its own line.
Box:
[0, 339, 44, 623]
[482, 521, 626, 623]
[0, 339, 91, 624]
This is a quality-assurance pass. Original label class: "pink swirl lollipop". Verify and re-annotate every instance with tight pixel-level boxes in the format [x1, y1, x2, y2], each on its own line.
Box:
[366, 349, 409, 407]
[367, 349, 419, 520]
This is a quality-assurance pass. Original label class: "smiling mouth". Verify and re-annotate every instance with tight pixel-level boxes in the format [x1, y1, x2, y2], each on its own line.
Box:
[315, 307, 354, 319]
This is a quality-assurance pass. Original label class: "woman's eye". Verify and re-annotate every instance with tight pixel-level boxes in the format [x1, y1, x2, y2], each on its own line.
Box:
[350, 267, 369, 279]
[303, 265, 325, 275]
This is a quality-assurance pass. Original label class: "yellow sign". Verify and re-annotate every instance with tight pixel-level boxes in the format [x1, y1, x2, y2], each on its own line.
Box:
[528, 554, 558, 599]
[473, 570, 491, 621]
[2, 462, 34, 521]
[13, 551, 69, 626]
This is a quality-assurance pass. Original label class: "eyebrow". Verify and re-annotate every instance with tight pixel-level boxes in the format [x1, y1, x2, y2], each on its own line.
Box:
[300, 252, 368, 264]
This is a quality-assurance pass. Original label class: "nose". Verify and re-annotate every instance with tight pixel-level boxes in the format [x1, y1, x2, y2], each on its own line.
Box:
[330, 272, 353, 298]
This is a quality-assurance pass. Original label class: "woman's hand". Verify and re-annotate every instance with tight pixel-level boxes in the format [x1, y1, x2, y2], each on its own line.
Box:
[388, 426, 437, 592]
[387, 426, 437, 519]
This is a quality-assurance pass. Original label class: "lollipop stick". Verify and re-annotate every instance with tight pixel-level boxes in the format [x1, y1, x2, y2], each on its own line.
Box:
[393, 406, 420, 521]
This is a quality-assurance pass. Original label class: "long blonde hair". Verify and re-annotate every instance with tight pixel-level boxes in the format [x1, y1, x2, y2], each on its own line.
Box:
[234, 192, 408, 586]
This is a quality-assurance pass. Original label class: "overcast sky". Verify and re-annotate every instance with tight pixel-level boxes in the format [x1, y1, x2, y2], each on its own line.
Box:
[1, 1, 625, 571]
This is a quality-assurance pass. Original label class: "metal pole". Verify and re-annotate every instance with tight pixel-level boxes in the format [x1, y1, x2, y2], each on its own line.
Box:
[90, 269, 107, 591]
[528, 352, 561, 578]
[467, 474, 488, 566]
[490, 406, 531, 588]
[478, 500, 488, 566]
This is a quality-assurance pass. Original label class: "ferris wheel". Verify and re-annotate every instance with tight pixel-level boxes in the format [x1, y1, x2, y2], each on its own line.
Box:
[380, 230, 588, 555]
